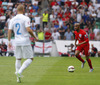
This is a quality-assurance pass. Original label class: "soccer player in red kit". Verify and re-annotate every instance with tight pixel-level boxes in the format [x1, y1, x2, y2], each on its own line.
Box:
[74, 23, 93, 72]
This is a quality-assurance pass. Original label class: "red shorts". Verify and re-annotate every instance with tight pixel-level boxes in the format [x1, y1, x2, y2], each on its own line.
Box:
[76, 43, 89, 56]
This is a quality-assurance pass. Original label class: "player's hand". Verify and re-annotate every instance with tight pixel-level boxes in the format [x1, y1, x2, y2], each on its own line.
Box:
[35, 37, 38, 41]
[8, 42, 12, 49]
[76, 43, 81, 46]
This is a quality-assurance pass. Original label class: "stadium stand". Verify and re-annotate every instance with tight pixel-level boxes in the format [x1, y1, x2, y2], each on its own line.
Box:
[0, 0, 100, 56]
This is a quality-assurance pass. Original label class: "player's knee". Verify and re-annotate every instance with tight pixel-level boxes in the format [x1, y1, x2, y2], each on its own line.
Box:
[17, 58, 22, 60]
[30, 58, 34, 61]
[86, 57, 89, 60]
[75, 53, 78, 57]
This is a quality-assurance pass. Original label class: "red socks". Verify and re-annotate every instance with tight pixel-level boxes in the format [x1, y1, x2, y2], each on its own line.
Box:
[87, 59, 93, 69]
[76, 55, 84, 63]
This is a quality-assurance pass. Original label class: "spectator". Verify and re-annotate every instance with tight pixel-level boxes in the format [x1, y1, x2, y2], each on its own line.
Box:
[61, 0, 65, 6]
[58, 17, 63, 28]
[62, 22, 67, 31]
[12, 4, 17, 15]
[0, 30, 4, 38]
[50, 11, 56, 22]
[0, 0, 2, 6]
[97, 7, 100, 21]
[1, 42, 7, 56]
[0, 5, 4, 15]
[64, 28, 74, 40]
[31, 23, 37, 32]
[50, 0, 57, 7]
[88, 4, 95, 15]
[19, 0, 25, 3]
[59, 25, 65, 40]
[70, 6, 76, 16]
[69, 43, 75, 57]
[93, 25, 100, 37]
[51, 23, 55, 33]
[25, 10, 31, 19]
[95, 32, 100, 41]
[7, 0, 13, 10]
[80, 19, 85, 29]
[65, 0, 72, 7]
[42, 10, 49, 29]
[90, 44, 98, 57]
[52, 3, 60, 11]
[82, 11, 89, 24]
[91, 11, 97, 19]
[77, 10, 82, 22]
[44, 29, 52, 40]
[32, 3, 39, 12]
[72, 0, 79, 7]
[37, 28, 44, 40]
[0, 13, 6, 29]
[83, 25, 89, 34]
[32, 0, 38, 5]
[2, 0, 8, 11]
[87, 15, 95, 26]
[34, 14, 41, 29]
[80, 0, 87, 6]
[54, 21, 59, 30]
[6, 15, 12, 27]
[52, 28, 60, 40]
[89, 28, 95, 40]
[4, 23, 8, 37]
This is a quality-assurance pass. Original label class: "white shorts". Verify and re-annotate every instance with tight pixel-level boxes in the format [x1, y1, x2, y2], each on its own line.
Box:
[15, 45, 33, 59]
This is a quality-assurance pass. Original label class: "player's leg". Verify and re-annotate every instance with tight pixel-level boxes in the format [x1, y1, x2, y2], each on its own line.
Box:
[75, 47, 86, 68]
[15, 46, 22, 74]
[15, 59, 21, 74]
[15, 46, 22, 83]
[18, 45, 33, 75]
[75, 48, 85, 63]
[84, 45, 93, 72]
[18, 58, 33, 74]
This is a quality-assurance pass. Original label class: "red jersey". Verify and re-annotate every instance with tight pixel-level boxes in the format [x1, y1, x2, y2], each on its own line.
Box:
[74, 29, 89, 44]
[45, 32, 51, 40]
[50, 2, 57, 7]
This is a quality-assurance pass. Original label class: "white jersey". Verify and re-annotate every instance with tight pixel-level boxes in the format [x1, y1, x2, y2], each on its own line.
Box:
[9, 14, 31, 46]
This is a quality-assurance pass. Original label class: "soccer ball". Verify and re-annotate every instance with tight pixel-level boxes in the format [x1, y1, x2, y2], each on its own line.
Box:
[68, 66, 75, 72]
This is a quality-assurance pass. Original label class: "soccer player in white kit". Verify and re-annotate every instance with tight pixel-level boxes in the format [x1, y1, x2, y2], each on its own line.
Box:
[8, 4, 38, 83]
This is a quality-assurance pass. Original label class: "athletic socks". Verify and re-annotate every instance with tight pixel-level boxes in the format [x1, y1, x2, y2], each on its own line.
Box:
[76, 55, 93, 69]
[15, 60, 21, 73]
[18, 59, 33, 74]
[87, 58, 93, 69]
[76, 55, 85, 63]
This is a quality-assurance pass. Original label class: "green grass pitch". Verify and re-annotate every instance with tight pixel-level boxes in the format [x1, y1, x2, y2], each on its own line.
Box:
[0, 57, 100, 85]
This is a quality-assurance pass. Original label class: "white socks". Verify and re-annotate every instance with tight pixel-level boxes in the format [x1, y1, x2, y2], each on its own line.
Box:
[15, 60, 21, 73]
[18, 59, 33, 74]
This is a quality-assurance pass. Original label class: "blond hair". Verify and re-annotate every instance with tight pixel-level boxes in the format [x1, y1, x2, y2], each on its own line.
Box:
[17, 4, 24, 13]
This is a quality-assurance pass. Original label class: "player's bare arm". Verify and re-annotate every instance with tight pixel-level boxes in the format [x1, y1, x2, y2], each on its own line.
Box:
[77, 41, 87, 46]
[75, 39, 78, 46]
[26, 27, 38, 41]
[8, 29, 12, 48]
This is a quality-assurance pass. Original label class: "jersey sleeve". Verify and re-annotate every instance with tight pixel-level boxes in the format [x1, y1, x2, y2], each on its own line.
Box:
[25, 17, 31, 28]
[83, 32, 89, 43]
[8, 19, 13, 30]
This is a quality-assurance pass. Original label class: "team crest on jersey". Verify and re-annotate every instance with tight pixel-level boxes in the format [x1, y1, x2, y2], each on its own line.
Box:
[79, 34, 82, 38]
[85, 34, 88, 38]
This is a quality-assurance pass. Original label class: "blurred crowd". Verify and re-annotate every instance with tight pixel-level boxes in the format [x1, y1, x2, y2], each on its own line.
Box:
[0, 0, 100, 41]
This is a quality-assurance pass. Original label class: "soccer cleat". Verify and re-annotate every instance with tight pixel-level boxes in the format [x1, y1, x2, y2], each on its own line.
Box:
[81, 60, 86, 68]
[16, 73, 21, 83]
[89, 68, 94, 72]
